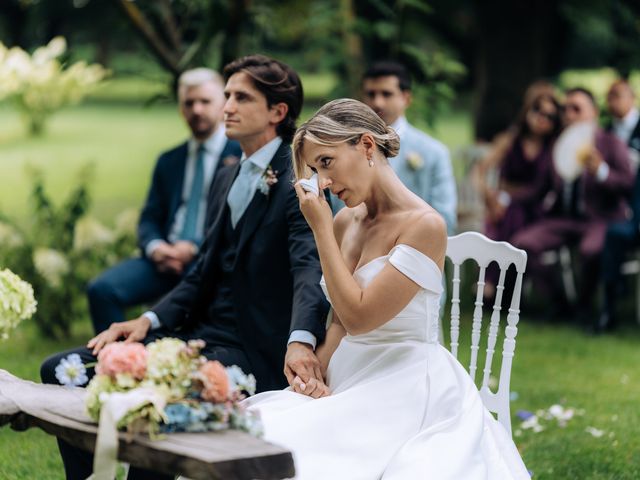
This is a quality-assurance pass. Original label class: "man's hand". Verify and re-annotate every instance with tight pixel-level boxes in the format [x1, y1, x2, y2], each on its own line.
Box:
[172, 241, 198, 265]
[151, 242, 185, 275]
[284, 342, 323, 388]
[583, 147, 604, 175]
[87, 316, 151, 355]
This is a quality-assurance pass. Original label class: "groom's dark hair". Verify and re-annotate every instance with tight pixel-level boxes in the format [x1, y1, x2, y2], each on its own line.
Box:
[363, 61, 412, 92]
[223, 55, 303, 143]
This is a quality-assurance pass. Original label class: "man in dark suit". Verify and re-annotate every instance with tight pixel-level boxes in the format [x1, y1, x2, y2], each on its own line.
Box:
[596, 80, 640, 332]
[40, 55, 329, 480]
[512, 87, 633, 320]
[87, 67, 242, 333]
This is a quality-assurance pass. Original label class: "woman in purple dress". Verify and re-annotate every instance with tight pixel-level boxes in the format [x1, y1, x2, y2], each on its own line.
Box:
[475, 91, 562, 298]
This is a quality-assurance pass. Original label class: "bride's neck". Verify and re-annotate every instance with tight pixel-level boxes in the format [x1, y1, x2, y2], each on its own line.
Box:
[363, 164, 410, 219]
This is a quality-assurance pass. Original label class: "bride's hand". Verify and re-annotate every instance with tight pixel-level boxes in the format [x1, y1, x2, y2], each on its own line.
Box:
[292, 375, 331, 399]
[294, 183, 333, 233]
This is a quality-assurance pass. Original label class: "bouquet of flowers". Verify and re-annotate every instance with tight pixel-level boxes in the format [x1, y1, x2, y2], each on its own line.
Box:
[0, 268, 37, 340]
[56, 338, 262, 438]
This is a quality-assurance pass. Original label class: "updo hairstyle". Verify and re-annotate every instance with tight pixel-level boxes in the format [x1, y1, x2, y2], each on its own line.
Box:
[292, 98, 400, 180]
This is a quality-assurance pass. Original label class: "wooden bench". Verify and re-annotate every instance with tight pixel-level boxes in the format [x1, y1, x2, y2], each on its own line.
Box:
[0, 370, 295, 479]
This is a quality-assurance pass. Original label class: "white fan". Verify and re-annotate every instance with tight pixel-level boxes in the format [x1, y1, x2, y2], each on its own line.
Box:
[552, 121, 597, 182]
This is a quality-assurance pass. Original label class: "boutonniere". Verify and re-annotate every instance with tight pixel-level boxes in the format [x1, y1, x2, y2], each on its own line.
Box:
[258, 164, 278, 195]
[406, 151, 424, 171]
[223, 155, 240, 167]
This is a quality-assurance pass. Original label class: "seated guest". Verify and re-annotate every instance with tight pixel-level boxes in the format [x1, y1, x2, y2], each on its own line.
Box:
[87, 68, 241, 333]
[41, 55, 329, 480]
[361, 61, 457, 234]
[512, 87, 634, 321]
[597, 80, 640, 332]
[475, 91, 562, 299]
[606, 79, 640, 169]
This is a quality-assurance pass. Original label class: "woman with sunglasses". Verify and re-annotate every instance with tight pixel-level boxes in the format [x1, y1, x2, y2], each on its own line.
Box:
[474, 90, 562, 300]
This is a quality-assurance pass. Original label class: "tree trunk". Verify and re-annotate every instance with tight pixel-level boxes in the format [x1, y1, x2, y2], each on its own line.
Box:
[472, 0, 565, 141]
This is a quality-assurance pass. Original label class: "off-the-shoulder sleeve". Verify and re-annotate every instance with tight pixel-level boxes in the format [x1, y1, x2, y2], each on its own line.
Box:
[388, 244, 443, 294]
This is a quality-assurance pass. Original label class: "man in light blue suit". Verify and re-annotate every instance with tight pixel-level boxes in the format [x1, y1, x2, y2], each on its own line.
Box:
[362, 61, 457, 234]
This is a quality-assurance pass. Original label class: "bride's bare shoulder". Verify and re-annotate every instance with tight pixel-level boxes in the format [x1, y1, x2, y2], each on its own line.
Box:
[397, 207, 447, 267]
[333, 206, 358, 246]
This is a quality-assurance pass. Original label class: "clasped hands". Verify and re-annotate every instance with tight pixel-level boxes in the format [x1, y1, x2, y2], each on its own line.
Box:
[285, 342, 331, 398]
[151, 240, 197, 275]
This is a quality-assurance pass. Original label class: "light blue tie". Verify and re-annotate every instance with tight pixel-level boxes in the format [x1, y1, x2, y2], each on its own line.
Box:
[181, 144, 206, 242]
[227, 159, 258, 228]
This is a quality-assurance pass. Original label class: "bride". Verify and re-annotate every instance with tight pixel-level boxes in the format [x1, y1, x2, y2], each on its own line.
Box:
[245, 98, 530, 479]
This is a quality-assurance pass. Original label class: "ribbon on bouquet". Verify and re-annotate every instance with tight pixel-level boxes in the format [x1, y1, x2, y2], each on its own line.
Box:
[87, 387, 166, 480]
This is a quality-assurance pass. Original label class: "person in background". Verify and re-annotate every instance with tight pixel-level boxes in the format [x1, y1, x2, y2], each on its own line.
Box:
[474, 90, 562, 300]
[361, 61, 457, 235]
[512, 87, 633, 323]
[596, 80, 640, 332]
[87, 68, 241, 333]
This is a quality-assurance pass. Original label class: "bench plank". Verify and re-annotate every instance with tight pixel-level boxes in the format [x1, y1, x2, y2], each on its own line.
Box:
[0, 370, 294, 480]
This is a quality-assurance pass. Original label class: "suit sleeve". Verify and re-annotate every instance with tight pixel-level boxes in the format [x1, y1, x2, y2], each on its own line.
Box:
[285, 182, 331, 342]
[424, 143, 458, 235]
[149, 167, 234, 330]
[597, 135, 634, 193]
[138, 154, 170, 256]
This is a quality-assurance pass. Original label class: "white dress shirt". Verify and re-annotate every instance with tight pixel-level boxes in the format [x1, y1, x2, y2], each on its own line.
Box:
[145, 124, 228, 257]
[612, 107, 640, 144]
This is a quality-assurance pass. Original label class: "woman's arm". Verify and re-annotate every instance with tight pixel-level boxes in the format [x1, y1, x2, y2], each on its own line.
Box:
[316, 311, 346, 375]
[295, 183, 447, 336]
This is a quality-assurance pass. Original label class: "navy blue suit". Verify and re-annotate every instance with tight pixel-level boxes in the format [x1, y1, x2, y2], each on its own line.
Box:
[41, 141, 329, 479]
[87, 139, 242, 333]
[600, 118, 640, 326]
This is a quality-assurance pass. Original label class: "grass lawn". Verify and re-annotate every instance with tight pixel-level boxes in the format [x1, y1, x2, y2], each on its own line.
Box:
[0, 91, 637, 478]
[1, 314, 639, 479]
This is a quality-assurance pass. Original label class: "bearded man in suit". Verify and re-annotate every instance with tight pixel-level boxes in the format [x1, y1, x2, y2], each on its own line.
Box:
[87, 67, 242, 333]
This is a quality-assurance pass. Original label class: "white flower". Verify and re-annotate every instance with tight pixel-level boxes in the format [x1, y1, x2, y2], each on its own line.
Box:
[114, 209, 139, 237]
[33, 248, 69, 288]
[73, 216, 115, 251]
[55, 353, 88, 387]
[0, 268, 37, 340]
[226, 365, 257, 395]
[406, 151, 424, 171]
[0, 222, 23, 248]
[585, 426, 605, 438]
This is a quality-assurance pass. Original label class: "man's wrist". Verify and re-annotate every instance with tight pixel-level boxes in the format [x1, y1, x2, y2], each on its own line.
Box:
[143, 311, 161, 330]
[288, 330, 317, 350]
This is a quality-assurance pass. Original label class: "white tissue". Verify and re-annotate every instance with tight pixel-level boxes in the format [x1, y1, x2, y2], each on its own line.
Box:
[298, 173, 319, 196]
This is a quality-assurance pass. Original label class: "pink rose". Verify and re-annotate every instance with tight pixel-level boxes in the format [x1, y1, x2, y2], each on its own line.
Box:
[96, 342, 147, 380]
[199, 360, 229, 403]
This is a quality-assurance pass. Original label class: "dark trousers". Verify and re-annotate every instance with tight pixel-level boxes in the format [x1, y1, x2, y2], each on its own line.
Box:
[512, 217, 608, 309]
[601, 220, 640, 316]
[88, 257, 182, 334]
[40, 330, 252, 480]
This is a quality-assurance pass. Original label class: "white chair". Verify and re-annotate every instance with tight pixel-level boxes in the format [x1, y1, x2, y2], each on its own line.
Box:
[445, 231, 527, 437]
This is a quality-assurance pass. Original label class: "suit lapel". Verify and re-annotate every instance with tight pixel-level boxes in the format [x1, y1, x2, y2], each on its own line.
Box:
[236, 142, 291, 255]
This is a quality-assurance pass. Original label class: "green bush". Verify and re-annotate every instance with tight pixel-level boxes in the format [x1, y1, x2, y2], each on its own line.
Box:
[0, 166, 138, 338]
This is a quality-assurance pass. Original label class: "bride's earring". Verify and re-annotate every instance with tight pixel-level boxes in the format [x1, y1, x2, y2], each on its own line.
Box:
[368, 156, 374, 167]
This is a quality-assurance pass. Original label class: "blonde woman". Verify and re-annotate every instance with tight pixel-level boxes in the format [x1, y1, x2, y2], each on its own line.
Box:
[246, 99, 529, 479]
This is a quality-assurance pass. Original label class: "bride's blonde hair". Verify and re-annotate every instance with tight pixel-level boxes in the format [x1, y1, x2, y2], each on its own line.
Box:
[292, 98, 400, 180]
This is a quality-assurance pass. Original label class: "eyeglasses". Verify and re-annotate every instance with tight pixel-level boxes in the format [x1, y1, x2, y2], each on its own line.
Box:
[531, 105, 558, 121]
[563, 103, 582, 114]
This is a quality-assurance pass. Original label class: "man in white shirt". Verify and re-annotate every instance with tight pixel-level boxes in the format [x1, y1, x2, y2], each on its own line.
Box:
[607, 79, 640, 169]
[362, 61, 457, 234]
[597, 80, 640, 332]
[87, 68, 242, 333]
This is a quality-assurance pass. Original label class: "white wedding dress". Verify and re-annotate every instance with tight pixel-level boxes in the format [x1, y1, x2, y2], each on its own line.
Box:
[246, 244, 529, 479]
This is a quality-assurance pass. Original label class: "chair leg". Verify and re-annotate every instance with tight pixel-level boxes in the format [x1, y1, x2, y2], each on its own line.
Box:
[559, 247, 577, 304]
